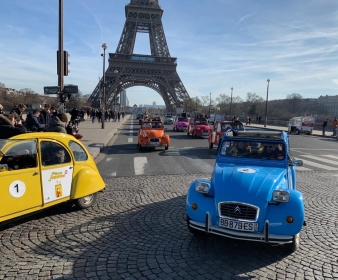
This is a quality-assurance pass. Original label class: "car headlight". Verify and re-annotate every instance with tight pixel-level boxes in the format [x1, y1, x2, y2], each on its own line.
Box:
[195, 181, 210, 194]
[272, 190, 290, 202]
[142, 132, 147, 138]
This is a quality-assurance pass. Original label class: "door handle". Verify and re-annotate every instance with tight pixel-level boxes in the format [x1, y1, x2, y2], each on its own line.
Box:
[33, 171, 39, 175]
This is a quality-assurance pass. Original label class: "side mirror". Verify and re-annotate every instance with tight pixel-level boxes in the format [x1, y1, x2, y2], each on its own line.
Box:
[290, 159, 303, 166]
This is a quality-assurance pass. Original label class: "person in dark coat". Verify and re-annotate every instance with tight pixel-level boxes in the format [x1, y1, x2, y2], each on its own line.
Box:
[38, 104, 52, 128]
[0, 113, 27, 139]
[45, 113, 68, 133]
[25, 110, 45, 132]
[10, 103, 26, 122]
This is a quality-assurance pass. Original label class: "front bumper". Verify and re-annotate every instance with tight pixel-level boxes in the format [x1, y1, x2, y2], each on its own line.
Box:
[188, 213, 293, 244]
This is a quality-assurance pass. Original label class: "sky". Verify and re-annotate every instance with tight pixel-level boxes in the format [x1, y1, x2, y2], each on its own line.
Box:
[1, 0, 338, 106]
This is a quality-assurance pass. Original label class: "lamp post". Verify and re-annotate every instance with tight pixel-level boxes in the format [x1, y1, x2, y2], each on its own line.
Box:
[101, 43, 107, 129]
[113, 70, 119, 119]
[209, 92, 211, 117]
[230, 87, 233, 119]
[264, 78, 270, 127]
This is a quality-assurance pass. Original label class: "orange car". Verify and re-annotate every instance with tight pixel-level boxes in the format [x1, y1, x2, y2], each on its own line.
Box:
[138, 119, 170, 151]
[208, 120, 244, 149]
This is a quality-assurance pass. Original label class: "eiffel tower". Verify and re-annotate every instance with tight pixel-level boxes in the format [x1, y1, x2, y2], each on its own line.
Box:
[88, 0, 189, 112]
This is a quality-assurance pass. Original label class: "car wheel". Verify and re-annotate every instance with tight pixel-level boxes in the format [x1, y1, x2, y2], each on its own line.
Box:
[139, 144, 143, 151]
[193, 131, 197, 138]
[296, 129, 300, 135]
[165, 145, 169, 150]
[285, 233, 300, 252]
[187, 130, 190, 136]
[75, 193, 98, 209]
[209, 142, 213, 149]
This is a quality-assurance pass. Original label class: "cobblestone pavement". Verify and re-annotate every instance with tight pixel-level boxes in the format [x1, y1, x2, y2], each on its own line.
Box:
[0, 172, 338, 279]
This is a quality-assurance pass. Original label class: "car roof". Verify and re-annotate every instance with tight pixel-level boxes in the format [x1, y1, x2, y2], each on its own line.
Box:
[10, 132, 77, 141]
[225, 130, 285, 140]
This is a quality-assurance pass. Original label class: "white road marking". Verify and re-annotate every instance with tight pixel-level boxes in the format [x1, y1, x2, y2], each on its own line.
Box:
[296, 158, 337, 171]
[299, 155, 338, 166]
[295, 166, 312, 171]
[322, 155, 338, 160]
[128, 137, 133, 143]
[103, 157, 119, 177]
[134, 157, 147, 175]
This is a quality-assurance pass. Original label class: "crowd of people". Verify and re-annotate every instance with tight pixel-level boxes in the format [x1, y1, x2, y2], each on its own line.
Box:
[88, 108, 125, 123]
[0, 103, 82, 139]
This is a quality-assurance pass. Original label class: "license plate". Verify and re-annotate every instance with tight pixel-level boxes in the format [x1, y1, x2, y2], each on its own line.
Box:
[149, 142, 159, 146]
[219, 218, 258, 232]
[202, 132, 209, 135]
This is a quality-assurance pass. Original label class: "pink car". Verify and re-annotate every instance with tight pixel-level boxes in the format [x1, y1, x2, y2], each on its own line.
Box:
[173, 116, 189, 132]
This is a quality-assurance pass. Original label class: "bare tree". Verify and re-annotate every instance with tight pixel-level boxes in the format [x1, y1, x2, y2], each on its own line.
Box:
[286, 93, 303, 114]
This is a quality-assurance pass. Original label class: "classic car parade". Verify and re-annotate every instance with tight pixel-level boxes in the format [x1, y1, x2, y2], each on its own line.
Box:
[138, 118, 170, 151]
[173, 116, 189, 132]
[208, 120, 244, 149]
[187, 116, 211, 138]
[186, 130, 305, 251]
[0, 132, 106, 225]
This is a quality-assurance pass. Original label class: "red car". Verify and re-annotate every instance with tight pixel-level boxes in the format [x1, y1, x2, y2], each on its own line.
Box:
[187, 117, 211, 138]
[208, 120, 244, 149]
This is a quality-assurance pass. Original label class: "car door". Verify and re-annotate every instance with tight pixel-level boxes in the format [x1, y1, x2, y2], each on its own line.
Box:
[39, 140, 74, 204]
[0, 139, 42, 221]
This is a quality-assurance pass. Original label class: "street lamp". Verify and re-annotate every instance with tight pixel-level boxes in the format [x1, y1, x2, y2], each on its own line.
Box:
[230, 87, 233, 119]
[101, 43, 107, 129]
[209, 92, 211, 117]
[113, 70, 119, 119]
[264, 78, 270, 127]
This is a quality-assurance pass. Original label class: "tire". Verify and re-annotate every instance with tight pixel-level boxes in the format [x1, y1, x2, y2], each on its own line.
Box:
[165, 145, 169, 150]
[74, 193, 98, 209]
[139, 144, 143, 151]
[209, 142, 213, 149]
[193, 131, 197, 138]
[187, 130, 190, 136]
[296, 129, 300, 135]
[285, 233, 300, 252]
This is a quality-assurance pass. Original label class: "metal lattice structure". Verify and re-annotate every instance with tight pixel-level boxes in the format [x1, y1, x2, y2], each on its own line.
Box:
[88, 0, 189, 111]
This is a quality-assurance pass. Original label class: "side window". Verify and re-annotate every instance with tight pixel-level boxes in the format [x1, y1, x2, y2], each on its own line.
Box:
[40, 141, 71, 166]
[0, 140, 37, 170]
[69, 141, 88, 161]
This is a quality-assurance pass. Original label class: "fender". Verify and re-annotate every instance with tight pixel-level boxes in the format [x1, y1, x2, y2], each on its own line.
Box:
[71, 167, 105, 199]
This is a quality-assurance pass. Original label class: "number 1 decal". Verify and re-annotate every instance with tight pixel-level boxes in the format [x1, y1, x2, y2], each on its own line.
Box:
[9, 180, 26, 198]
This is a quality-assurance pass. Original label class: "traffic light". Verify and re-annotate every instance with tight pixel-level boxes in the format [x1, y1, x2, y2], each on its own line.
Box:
[57, 50, 70, 76]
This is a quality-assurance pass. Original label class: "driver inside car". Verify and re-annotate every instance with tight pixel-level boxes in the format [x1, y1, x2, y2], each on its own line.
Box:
[229, 141, 251, 156]
[258, 143, 283, 159]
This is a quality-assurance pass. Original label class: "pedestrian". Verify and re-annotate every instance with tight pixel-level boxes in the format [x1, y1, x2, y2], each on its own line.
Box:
[0, 113, 27, 139]
[322, 118, 329, 136]
[91, 109, 96, 123]
[332, 117, 338, 136]
[258, 116, 261, 124]
[249, 116, 252, 125]
[0, 104, 5, 114]
[10, 103, 26, 123]
[25, 110, 45, 132]
[117, 111, 120, 122]
[38, 104, 52, 128]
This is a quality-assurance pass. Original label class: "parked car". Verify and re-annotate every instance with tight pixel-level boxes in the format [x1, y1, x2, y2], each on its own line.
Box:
[208, 120, 244, 149]
[186, 130, 305, 252]
[173, 116, 189, 131]
[0, 133, 106, 225]
[138, 118, 170, 150]
[164, 116, 174, 125]
[187, 117, 211, 138]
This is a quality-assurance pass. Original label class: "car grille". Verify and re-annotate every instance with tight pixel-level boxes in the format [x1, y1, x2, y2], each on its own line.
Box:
[150, 138, 160, 143]
[202, 130, 209, 133]
[219, 202, 258, 221]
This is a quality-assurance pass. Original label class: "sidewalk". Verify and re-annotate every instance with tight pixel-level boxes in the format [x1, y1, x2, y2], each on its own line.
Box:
[78, 115, 130, 158]
[244, 123, 335, 138]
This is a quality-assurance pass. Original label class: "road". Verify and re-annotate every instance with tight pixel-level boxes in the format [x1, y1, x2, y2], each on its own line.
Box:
[0, 116, 338, 279]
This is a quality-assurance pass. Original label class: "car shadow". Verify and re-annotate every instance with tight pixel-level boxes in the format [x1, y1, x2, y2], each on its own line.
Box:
[0, 184, 294, 279]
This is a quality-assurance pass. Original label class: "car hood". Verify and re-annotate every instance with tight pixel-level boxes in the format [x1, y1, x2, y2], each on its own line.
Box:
[177, 121, 188, 126]
[213, 163, 288, 206]
[142, 129, 165, 137]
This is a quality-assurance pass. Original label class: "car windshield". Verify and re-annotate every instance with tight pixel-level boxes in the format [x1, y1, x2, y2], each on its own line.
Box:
[195, 120, 207, 124]
[178, 118, 188, 122]
[219, 140, 285, 160]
